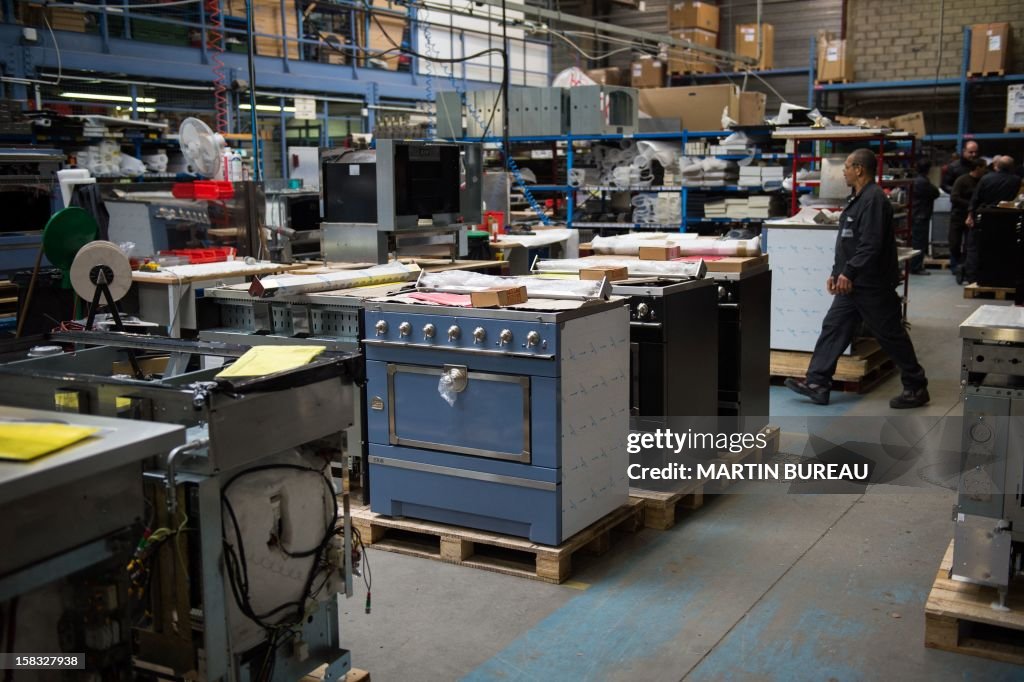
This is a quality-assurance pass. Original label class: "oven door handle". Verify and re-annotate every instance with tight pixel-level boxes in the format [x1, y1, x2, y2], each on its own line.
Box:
[363, 338, 555, 360]
[629, 321, 663, 328]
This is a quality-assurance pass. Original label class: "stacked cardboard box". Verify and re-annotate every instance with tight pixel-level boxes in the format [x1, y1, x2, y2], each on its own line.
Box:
[816, 31, 854, 83]
[587, 67, 625, 86]
[639, 84, 738, 131]
[630, 57, 666, 88]
[738, 91, 766, 125]
[734, 23, 773, 71]
[17, 4, 87, 33]
[968, 23, 1010, 76]
[667, 1, 719, 75]
[357, 0, 407, 71]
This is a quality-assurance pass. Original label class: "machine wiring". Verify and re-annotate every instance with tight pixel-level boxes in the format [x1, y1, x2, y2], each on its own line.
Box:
[220, 462, 343, 678]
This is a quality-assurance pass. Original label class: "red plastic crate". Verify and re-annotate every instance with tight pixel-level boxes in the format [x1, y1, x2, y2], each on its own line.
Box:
[159, 247, 236, 264]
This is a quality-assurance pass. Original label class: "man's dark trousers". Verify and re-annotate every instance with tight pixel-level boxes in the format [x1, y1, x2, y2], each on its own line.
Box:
[910, 217, 929, 271]
[805, 287, 927, 390]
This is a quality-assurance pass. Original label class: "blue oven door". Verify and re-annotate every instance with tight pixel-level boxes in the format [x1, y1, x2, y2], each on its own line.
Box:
[385, 362, 531, 464]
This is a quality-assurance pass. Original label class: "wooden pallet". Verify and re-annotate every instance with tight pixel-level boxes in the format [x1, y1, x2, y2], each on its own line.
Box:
[302, 666, 370, 682]
[770, 338, 896, 393]
[0, 280, 17, 316]
[923, 257, 950, 270]
[963, 283, 1016, 301]
[815, 79, 851, 85]
[629, 426, 780, 531]
[969, 70, 1005, 77]
[352, 499, 645, 584]
[924, 540, 1024, 665]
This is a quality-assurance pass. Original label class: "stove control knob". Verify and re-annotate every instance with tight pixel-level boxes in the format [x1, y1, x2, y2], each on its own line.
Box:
[398, 321, 412, 337]
[473, 327, 487, 344]
[526, 330, 540, 348]
[499, 329, 513, 345]
[423, 323, 436, 340]
[375, 320, 388, 336]
[718, 285, 727, 301]
[636, 302, 650, 320]
[448, 325, 461, 341]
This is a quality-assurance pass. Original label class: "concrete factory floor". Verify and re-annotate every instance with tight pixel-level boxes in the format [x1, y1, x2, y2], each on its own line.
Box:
[343, 272, 1022, 682]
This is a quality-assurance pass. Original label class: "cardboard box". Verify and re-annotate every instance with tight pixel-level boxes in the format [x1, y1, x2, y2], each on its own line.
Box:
[470, 285, 528, 308]
[580, 266, 629, 282]
[587, 67, 625, 86]
[738, 91, 767, 125]
[630, 57, 666, 88]
[669, 28, 717, 74]
[320, 32, 348, 65]
[1008, 84, 1024, 130]
[816, 37, 854, 83]
[668, 1, 719, 32]
[734, 23, 774, 70]
[639, 245, 682, 261]
[252, 0, 300, 60]
[888, 112, 925, 139]
[639, 85, 738, 131]
[969, 23, 1010, 75]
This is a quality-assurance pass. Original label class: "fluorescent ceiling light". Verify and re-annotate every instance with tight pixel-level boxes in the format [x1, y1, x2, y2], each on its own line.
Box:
[115, 106, 157, 113]
[239, 103, 297, 112]
[60, 92, 156, 103]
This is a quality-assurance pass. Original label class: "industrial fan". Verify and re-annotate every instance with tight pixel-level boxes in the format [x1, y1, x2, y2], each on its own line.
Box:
[179, 116, 227, 179]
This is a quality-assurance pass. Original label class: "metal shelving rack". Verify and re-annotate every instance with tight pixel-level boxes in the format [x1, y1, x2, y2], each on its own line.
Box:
[467, 130, 800, 232]
[809, 27, 1024, 148]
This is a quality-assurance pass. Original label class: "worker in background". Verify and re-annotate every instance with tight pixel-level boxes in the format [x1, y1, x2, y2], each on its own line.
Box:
[785, 148, 929, 409]
[941, 140, 980, 193]
[962, 155, 1023, 284]
[947, 158, 986, 280]
[910, 159, 939, 275]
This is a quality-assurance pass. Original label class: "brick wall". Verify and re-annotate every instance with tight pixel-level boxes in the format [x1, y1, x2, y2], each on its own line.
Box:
[847, 0, 1024, 82]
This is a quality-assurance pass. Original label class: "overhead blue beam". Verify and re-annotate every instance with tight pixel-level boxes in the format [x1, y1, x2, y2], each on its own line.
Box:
[0, 24, 496, 102]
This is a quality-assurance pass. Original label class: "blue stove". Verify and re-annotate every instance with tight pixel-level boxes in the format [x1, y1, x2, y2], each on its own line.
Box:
[362, 297, 630, 545]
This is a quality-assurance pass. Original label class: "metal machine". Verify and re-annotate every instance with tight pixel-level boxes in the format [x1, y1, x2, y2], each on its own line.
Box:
[954, 305, 1024, 608]
[533, 258, 718, 417]
[362, 274, 630, 545]
[973, 207, 1023, 290]
[0, 334, 361, 680]
[0, 147, 63, 276]
[265, 183, 322, 261]
[0, 406, 184, 673]
[320, 140, 483, 264]
[102, 181, 265, 258]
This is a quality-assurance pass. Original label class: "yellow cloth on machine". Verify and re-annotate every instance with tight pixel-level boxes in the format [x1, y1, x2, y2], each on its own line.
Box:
[0, 423, 100, 461]
[215, 345, 327, 378]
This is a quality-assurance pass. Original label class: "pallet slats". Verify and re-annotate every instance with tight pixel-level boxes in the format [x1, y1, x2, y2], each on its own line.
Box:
[302, 666, 371, 682]
[963, 283, 1016, 301]
[924, 540, 1024, 665]
[630, 426, 780, 530]
[352, 499, 645, 584]
[771, 339, 895, 393]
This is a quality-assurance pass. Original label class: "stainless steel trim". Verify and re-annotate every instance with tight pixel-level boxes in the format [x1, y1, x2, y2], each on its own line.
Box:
[365, 299, 627, 323]
[718, 303, 740, 310]
[363, 338, 554, 360]
[368, 456, 556, 491]
[629, 321, 664, 328]
[386, 363, 532, 463]
[611, 278, 714, 296]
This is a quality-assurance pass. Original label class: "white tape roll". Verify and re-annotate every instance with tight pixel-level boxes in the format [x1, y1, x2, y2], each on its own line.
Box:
[70, 241, 133, 303]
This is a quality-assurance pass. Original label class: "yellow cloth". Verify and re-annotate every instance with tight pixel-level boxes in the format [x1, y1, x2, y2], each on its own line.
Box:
[0, 423, 100, 462]
[216, 345, 327, 378]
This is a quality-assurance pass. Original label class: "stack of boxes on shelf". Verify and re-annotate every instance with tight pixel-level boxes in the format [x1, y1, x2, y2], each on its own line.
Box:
[733, 23, 774, 71]
[967, 22, 1010, 76]
[738, 165, 785, 189]
[705, 196, 772, 220]
[666, 1, 719, 76]
[816, 31, 854, 84]
[630, 56, 666, 89]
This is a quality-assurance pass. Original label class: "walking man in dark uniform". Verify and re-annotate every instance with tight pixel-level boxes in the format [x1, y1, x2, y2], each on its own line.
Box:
[910, 159, 939, 274]
[948, 158, 986, 279]
[786, 148, 929, 409]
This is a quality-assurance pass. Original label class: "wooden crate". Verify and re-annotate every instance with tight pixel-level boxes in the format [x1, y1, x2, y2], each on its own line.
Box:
[923, 257, 950, 270]
[924, 540, 1024, 665]
[771, 338, 895, 393]
[963, 283, 1016, 301]
[352, 499, 645, 584]
[630, 425, 780, 531]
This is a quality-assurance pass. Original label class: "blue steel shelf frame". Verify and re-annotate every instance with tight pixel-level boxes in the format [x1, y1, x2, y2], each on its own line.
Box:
[462, 130, 803, 232]
[808, 27, 1024, 149]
